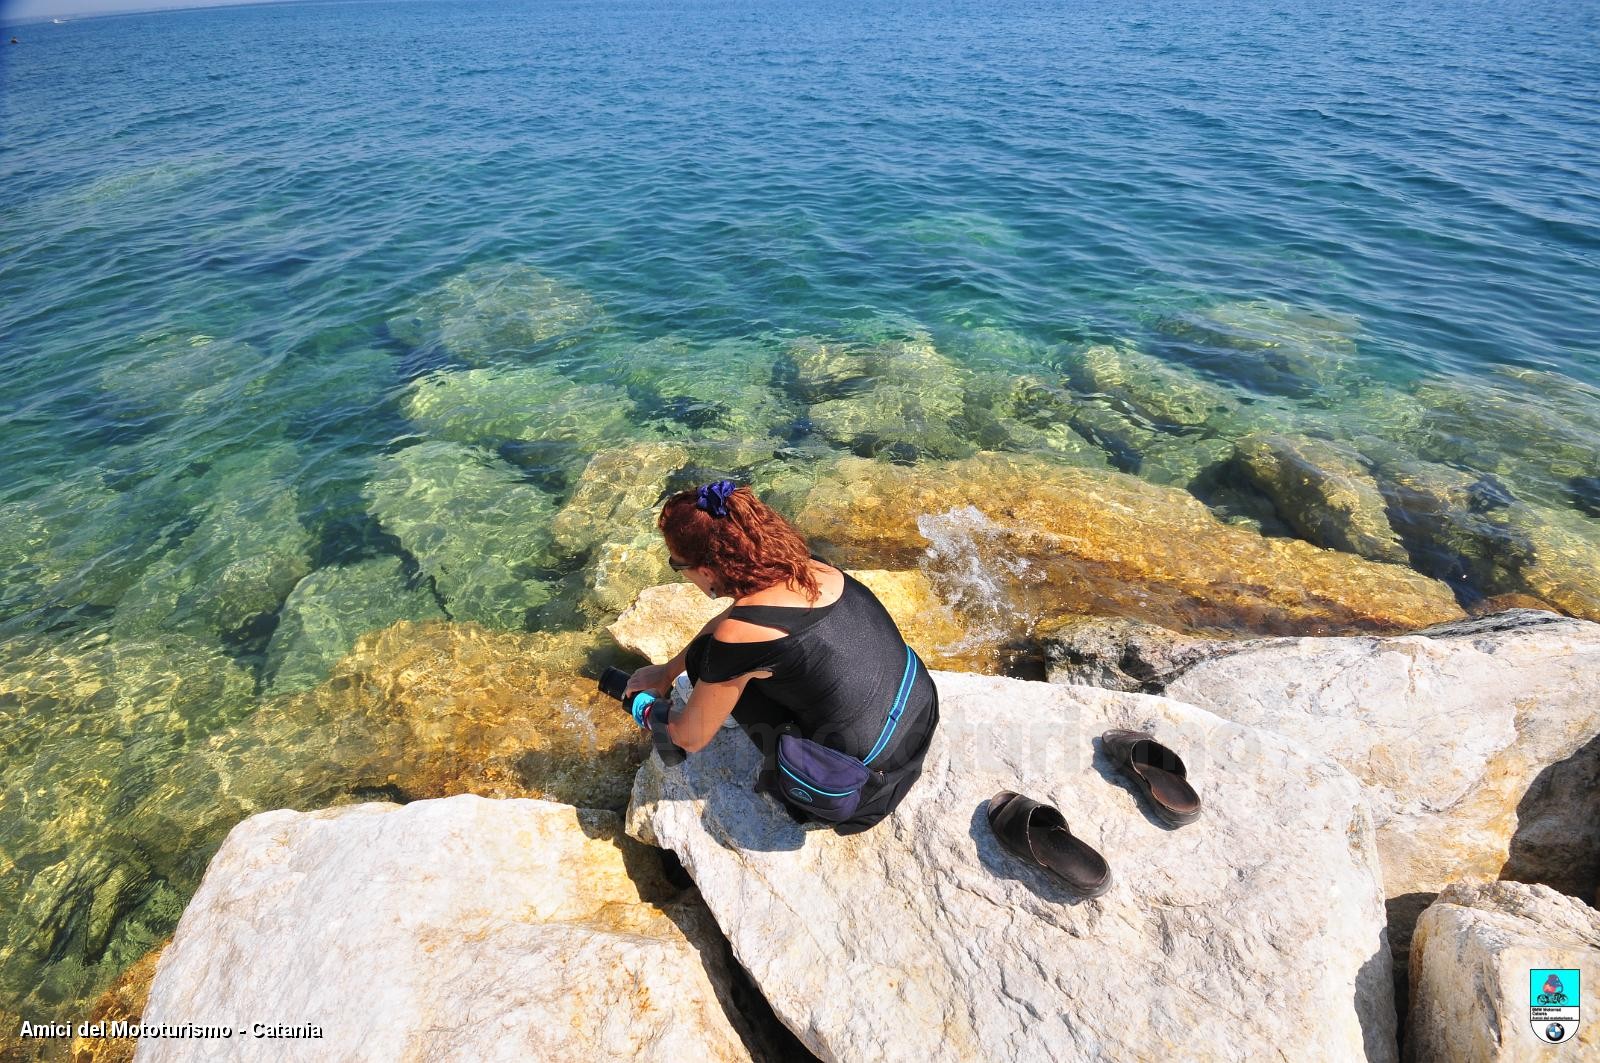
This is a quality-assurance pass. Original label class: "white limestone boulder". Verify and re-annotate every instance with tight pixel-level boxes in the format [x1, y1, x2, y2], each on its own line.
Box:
[136, 795, 761, 1062]
[1406, 881, 1600, 1062]
[608, 582, 731, 664]
[627, 671, 1398, 1062]
[1159, 612, 1600, 928]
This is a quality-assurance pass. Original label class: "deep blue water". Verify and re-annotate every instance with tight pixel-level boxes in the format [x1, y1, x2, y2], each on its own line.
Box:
[1, 0, 1599, 1022]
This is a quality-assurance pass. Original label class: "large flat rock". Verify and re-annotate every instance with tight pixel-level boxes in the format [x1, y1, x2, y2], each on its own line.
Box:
[1159, 611, 1600, 960]
[136, 795, 761, 1062]
[627, 671, 1398, 1062]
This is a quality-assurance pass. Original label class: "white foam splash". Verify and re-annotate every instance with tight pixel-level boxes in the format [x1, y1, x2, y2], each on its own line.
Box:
[551, 697, 600, 754]
[915, 505, 1038, 651]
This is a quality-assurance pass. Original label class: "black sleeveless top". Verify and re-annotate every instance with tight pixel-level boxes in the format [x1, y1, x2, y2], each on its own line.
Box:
[698, 572, 939, 773]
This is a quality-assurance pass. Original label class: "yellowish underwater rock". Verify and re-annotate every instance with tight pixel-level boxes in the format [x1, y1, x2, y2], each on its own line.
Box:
[787, 453, 1464, 635]
[581, 532, 675, 621]
[0, 617, 644, 1032]
[68, 940, 166, 1063]
[550, 442, 689, 557]
[1234, 432, 1409, 563]
[0, 628, 254, 1024]
[1378, 457, 1600, 623]
[847, 568, 989, 671]
[546, 442, 695, 621]
[293, 620, 646, 809]
[263, 556, 446, 694]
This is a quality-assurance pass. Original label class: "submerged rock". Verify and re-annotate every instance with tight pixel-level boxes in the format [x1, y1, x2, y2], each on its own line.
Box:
[401, 365, 636, 457]
[0, 629, 255, 1018]
[69, 941, 165, 1063]
[547, 442, 693, 620]
[847, 568, 978, 670]
[112, 444, 314, 642]
[1568, 474, 1600, 518]
[1401, 371, 1600, 486]
[1234, 432, 1409, 563]
[1406, 881, 1599, 1062]
[1378, 457, 1600, 621]
[786, 337, 876, 402]
[262, 556, 445, 694]
[1158, 298, 1361, 396]
[292, 621, 644, 808]
[1066, 401, 1233, 486]
[366, 441, 558, 629]
[140, 796, 763, 1062]
[0, 618, 642, 1026]
[95, 332, 271, 419]
[787, 453, 1464, 636]
[896, 209, 1021, 250]
[963, 371, 1107, 464]
[628, 671, 1397, 1062]
[1063, 343, 1241, 429]
[386, 262, 601, 365]
[790, 333, 973, 460]
[0, 466, 178, 619]
[550, 442, 688, 557]
[591, 333, 800, 442]
[581, 531, 675, 621]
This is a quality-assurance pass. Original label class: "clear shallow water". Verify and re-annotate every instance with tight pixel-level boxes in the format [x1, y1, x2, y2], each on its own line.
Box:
[2, 0, 1599, 1024]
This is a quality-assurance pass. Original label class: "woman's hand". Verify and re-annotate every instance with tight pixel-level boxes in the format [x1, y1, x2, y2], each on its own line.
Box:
[622, 663, 675, 701]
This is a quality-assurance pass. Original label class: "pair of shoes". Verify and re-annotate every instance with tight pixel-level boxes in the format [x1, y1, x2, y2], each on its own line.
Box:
[985, 730, 1200, 898]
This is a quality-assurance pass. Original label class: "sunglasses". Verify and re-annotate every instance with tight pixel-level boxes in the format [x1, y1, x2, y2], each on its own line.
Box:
[668, 557, 694, 571]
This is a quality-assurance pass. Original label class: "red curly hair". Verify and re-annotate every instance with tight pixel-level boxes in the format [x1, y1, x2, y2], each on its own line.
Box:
[659, 484, 821, 602]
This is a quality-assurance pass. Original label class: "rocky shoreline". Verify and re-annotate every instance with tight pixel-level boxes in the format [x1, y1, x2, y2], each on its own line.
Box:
[73, 596, 1597, 1062]
[9, 350, 1600, 1060]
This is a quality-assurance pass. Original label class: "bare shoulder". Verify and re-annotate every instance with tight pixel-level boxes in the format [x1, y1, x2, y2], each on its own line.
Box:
[714, 617, 788, 643]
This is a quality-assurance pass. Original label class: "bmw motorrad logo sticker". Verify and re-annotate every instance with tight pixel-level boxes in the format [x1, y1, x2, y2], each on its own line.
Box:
[1530, 969, 1580, 1044]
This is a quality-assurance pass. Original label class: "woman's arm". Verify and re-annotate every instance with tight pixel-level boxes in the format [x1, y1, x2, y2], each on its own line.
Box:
[622, 603, 735, 699]
[666, 672, 753, 753]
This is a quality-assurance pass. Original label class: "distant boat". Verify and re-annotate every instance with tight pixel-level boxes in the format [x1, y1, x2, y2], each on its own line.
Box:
[52, 17, 69, 23]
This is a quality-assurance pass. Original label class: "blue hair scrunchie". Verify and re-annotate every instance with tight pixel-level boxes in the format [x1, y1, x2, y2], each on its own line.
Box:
[696, 479, 737, 518]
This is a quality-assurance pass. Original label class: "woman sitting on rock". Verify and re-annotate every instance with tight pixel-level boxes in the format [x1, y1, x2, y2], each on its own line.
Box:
[624, 480, 940, 835]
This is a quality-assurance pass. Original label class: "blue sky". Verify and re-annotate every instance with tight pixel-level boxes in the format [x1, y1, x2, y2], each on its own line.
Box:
[5, 0, 296, 22]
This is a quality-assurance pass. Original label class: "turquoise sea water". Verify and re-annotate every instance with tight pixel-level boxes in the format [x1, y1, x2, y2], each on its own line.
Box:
[2, 0, 1599, 1025]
